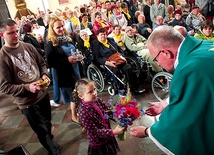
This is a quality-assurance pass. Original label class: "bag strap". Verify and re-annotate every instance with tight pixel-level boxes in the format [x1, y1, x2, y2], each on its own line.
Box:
[108, 41, 117, 53]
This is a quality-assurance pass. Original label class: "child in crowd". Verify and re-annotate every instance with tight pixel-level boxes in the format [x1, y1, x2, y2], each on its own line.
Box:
[194, 20, 214, 40]
[72, 78, 125, 155]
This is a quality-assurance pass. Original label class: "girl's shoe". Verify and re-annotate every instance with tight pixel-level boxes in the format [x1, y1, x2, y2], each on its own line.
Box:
[70, 119, 80, 125]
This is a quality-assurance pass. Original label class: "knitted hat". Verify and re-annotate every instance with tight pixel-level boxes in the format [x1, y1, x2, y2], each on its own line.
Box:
[174, 9, 182, 15]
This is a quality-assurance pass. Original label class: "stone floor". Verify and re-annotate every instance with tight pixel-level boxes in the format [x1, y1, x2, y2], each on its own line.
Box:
[0, 79, 165, 155]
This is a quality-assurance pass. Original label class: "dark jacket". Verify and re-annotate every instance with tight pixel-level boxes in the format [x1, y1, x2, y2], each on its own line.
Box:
[80, 22, 93, 32]
[23, 34, 44, 56]
[37, 17, 45, 27]
[92, 38, 124, 65]
[121, 11, 133, 26]
[45, 41, 75, 87]
[0, 37, 4, 49]
[168, 18, 188, 28]
[77, 37, 94, 55]
[143, 5, 152, 27]
[168, 18, 192, 31]
[137, 23, 152, 39]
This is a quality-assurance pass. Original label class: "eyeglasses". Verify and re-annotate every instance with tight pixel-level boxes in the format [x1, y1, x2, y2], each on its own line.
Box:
[125, 29, 132, 33]
[153, 50, 172, 62]
[80, 34, 87, 37]
[153, 50, 162, 62]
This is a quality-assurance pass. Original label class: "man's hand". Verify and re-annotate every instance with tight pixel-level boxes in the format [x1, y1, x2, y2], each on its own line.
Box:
[29, 81, 42, 93]
[147, 28, 152, 33]
[30, 75, 51, 93]
[130, 126, 148, 138]
[145, 101, 168, 116]
[41, 75, 51, 87]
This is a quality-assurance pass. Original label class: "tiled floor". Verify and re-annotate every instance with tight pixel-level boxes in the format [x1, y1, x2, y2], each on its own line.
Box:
[0, 80, 165, 155]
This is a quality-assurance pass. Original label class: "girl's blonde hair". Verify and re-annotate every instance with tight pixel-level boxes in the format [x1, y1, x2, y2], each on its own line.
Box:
[46, 15, 72, 46]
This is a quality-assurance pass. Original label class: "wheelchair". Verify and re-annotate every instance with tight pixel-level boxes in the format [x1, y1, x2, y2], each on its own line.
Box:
[124, 49, 153, 81]
[86, 63, 127, 95]
[151, 71, 173, 122]
[77, 50, 93, 78]
[77, 52, 126, 95]
[151, 71, 173, 101]
[77, 51, 106, 92]
[123, 48, 173, 101]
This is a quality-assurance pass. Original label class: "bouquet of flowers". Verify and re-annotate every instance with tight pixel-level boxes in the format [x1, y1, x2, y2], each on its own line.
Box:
[106, 87, 144, 141]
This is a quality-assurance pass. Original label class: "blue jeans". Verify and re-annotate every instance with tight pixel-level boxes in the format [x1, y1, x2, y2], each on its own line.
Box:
[51, 68, 60, 103]
[59, 87, 73, 104]
[72, 63, 81, 80]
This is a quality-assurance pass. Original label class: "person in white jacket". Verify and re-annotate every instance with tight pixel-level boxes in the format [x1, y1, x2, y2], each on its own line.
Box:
[109, 5, 128, 31]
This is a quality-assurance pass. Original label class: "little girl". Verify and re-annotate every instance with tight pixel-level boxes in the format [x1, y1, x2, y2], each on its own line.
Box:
[73, 78, 125, 155]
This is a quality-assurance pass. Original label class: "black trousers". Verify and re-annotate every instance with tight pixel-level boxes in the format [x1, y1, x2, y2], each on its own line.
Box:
[109, 63, 137, 89]
[21, 94, 59, 155]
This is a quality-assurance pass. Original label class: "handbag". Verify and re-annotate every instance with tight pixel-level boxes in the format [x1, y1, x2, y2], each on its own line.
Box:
[108, 51, 126, 66]
[107, 42, 126, 66]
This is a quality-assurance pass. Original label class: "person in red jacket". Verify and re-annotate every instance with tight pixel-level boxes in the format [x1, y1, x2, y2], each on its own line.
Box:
[92, 12, 113, 35]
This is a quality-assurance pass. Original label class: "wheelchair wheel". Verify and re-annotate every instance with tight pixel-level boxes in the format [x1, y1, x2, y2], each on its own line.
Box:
[87, 64, 105, 92]
[151, 72, 173, 101]
[125, 56, 141, 77]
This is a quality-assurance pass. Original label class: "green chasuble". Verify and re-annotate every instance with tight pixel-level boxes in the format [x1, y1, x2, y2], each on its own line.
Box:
[150, 35, 214, 155]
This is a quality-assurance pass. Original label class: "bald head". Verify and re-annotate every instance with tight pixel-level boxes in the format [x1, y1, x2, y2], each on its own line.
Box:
[147, 26, 184, 71]
[155, 15, 164, 25]
[148, 26, 184, 52]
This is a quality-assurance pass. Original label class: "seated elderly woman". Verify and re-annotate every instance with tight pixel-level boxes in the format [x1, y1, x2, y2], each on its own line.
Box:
[108, 25, 126, 51]
[194, 20, 214, 40]
[92, 28, 145, 93]
[124, 26, 162, 73]
[77, 30, 94, 62]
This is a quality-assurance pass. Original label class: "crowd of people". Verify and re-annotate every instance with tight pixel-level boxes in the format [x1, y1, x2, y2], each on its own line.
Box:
[1, 0, 214, 154]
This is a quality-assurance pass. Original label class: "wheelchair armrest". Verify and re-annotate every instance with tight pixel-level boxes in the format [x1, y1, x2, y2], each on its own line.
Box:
[125, 49, 141, 58]
[99, 65, 106, 70]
